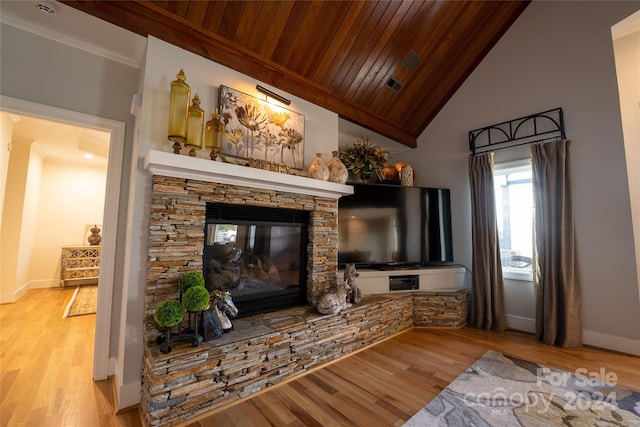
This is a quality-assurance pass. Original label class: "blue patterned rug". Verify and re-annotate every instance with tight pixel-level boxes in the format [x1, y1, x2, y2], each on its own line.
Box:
[404, 350, 640, 426]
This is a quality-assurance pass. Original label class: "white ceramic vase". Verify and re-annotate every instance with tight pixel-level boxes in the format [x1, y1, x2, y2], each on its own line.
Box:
[309, 153, 329, 180]
[326, 151, 348, 184]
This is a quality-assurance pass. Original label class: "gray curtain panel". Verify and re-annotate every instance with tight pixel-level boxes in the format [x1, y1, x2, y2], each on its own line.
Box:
[531, 140, 582, 347]
[469, 152, 507, 331]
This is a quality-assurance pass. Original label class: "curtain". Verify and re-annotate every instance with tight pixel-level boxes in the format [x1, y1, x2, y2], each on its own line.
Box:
[469, 152, 507, 331]
[531, 139, 582, 347]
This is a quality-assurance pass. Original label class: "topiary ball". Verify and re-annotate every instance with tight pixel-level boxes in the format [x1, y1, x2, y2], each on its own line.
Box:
[181, 271, 205, 293]
[154, 300, 184, 330]
[182, 285, 210, 312]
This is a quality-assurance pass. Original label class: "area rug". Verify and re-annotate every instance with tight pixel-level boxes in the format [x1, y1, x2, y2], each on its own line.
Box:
[63, 285, 98, 318]
[404, 349, 640, 426]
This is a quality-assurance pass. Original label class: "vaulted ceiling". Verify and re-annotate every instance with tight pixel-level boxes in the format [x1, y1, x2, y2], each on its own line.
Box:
[63, 1, 529, 148]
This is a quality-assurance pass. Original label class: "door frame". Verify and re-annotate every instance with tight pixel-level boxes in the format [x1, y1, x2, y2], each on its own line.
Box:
[1, 95, 124, 380]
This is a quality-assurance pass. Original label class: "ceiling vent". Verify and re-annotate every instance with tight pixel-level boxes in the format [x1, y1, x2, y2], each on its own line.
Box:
[34, 1, 57, 15]
[402, 50, 420, 71]
[385, 76, 403, 93]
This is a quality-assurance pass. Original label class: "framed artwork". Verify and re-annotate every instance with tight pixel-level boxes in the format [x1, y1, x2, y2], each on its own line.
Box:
[218, 85, 305, 170]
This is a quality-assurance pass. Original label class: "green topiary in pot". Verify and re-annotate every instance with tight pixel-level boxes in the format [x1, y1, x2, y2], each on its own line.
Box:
[154, 299, 184, 330]
[182, 285, 211, 313]
[181, 271, 205, 293]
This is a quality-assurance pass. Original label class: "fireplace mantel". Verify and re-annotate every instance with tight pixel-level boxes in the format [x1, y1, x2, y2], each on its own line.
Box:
[144, 150, 353, 199]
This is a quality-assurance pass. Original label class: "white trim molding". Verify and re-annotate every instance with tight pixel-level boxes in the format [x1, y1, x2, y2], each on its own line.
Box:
[1, 95, 125, 382]
[144, 150, 354, 200]
[507, 314, 535, 333]
[583, 329, 640, 356]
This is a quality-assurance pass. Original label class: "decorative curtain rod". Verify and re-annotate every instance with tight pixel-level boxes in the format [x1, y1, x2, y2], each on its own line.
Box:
[469, 107, 566, 156]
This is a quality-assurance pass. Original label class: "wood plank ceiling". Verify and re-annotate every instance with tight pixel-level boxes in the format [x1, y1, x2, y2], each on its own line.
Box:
[63, 1, 530, 148]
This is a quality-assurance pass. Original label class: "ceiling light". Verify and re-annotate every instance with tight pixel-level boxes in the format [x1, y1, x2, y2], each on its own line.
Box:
[84, 154, 94, 160]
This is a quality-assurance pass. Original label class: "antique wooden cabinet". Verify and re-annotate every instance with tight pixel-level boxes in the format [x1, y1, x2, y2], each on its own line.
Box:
[60, 246, 101, 287]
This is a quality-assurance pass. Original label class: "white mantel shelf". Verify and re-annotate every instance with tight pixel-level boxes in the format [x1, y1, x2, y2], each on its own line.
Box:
[144, 150, 354, 199]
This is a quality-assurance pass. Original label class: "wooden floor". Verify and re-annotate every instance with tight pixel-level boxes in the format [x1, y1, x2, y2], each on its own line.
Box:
[190, 328, 640, 427]
[0, 287, 140, 427]
[2, 288, 639, 427]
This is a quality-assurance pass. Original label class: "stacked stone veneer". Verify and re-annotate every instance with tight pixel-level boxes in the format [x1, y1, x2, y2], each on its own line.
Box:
[142, 174, 470, 426]
[142, 294, 415, 426]
[413, 289, 469, 327]
[145, 175, 339, 344]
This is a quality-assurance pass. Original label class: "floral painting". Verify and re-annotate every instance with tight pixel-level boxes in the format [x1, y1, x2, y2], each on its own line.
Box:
[218, 85, 305, 170]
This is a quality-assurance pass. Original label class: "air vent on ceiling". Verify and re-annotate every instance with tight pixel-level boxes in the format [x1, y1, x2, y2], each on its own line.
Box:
[385, 76, 403, 93]
[34, 1, 57, 15]
[402, 50, 420, 71]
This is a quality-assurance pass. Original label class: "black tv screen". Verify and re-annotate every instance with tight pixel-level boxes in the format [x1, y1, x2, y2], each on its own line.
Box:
[338, 183, 453, 268]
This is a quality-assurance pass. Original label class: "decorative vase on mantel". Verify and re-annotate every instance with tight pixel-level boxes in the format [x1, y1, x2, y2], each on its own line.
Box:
[308, 153, 329, 181]
[326, 151, 348, 184]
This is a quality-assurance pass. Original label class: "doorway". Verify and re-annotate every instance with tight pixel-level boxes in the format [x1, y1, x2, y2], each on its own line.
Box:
[0, 95, 125, 381]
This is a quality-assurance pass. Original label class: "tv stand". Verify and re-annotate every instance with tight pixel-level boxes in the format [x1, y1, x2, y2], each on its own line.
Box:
[340, 264, 466, 294]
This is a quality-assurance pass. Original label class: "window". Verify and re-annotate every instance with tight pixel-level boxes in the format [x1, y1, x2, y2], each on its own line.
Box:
[494, 160, 533, 280]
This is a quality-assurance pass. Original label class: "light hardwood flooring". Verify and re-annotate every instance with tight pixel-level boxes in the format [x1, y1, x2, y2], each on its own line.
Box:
[1, 287, 141, 427]
[2, 288, 639, 427]
[190, 327, 640, 427]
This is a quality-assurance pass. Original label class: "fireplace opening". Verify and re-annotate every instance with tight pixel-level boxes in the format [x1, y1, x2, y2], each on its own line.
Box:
[204, 203, 309, 318]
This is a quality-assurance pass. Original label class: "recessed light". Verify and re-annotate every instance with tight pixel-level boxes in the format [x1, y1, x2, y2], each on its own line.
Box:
[84, 154, 94, 160]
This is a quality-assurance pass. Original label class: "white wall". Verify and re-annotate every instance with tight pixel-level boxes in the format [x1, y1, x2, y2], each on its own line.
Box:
[0, 137, 32, 301]
[504, 279, 535, 333]
[613, 26, 640, 317]
[16, 147, 42, 290]
[0, 114, 14, 226]
[395, 0, 640, 354]
[29, 160, 107, 283]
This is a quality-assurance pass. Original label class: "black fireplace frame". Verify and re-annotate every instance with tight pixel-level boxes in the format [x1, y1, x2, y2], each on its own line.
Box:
[203, 202, 309, 318]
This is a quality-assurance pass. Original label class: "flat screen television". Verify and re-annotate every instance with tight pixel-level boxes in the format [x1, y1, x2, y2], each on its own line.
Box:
[338, 183, 453, 269]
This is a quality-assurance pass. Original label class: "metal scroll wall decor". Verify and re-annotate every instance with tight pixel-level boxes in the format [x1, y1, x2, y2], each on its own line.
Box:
[469, 107, 566, 155]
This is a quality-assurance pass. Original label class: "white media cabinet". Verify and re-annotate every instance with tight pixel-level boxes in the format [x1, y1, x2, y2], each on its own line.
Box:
[339, 265, 467, 295]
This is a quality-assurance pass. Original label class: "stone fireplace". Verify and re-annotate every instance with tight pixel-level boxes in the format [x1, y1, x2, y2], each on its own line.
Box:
[143, 150, 353, 344]
[140, 151, 467, 426]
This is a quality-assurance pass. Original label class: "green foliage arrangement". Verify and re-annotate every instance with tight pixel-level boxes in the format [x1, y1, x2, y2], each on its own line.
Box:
[339, 137, 390, 182]
[154, 300, 184, 329]
[181, 271, 205, 293]
[182, 285, 211, 312]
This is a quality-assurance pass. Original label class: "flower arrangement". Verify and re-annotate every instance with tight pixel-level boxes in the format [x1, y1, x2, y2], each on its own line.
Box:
[339, 137, 390, 182]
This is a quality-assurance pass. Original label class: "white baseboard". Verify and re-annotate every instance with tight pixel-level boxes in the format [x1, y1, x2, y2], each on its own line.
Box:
[1, 280, 60, 304]
[0, 283, 29, 303]
[109, 356, 117, 377]
[114, 365, 141, 410]
[583, 329, 640, 356]
[30, 279, 58, 289]
[507, 314, 535, 333]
